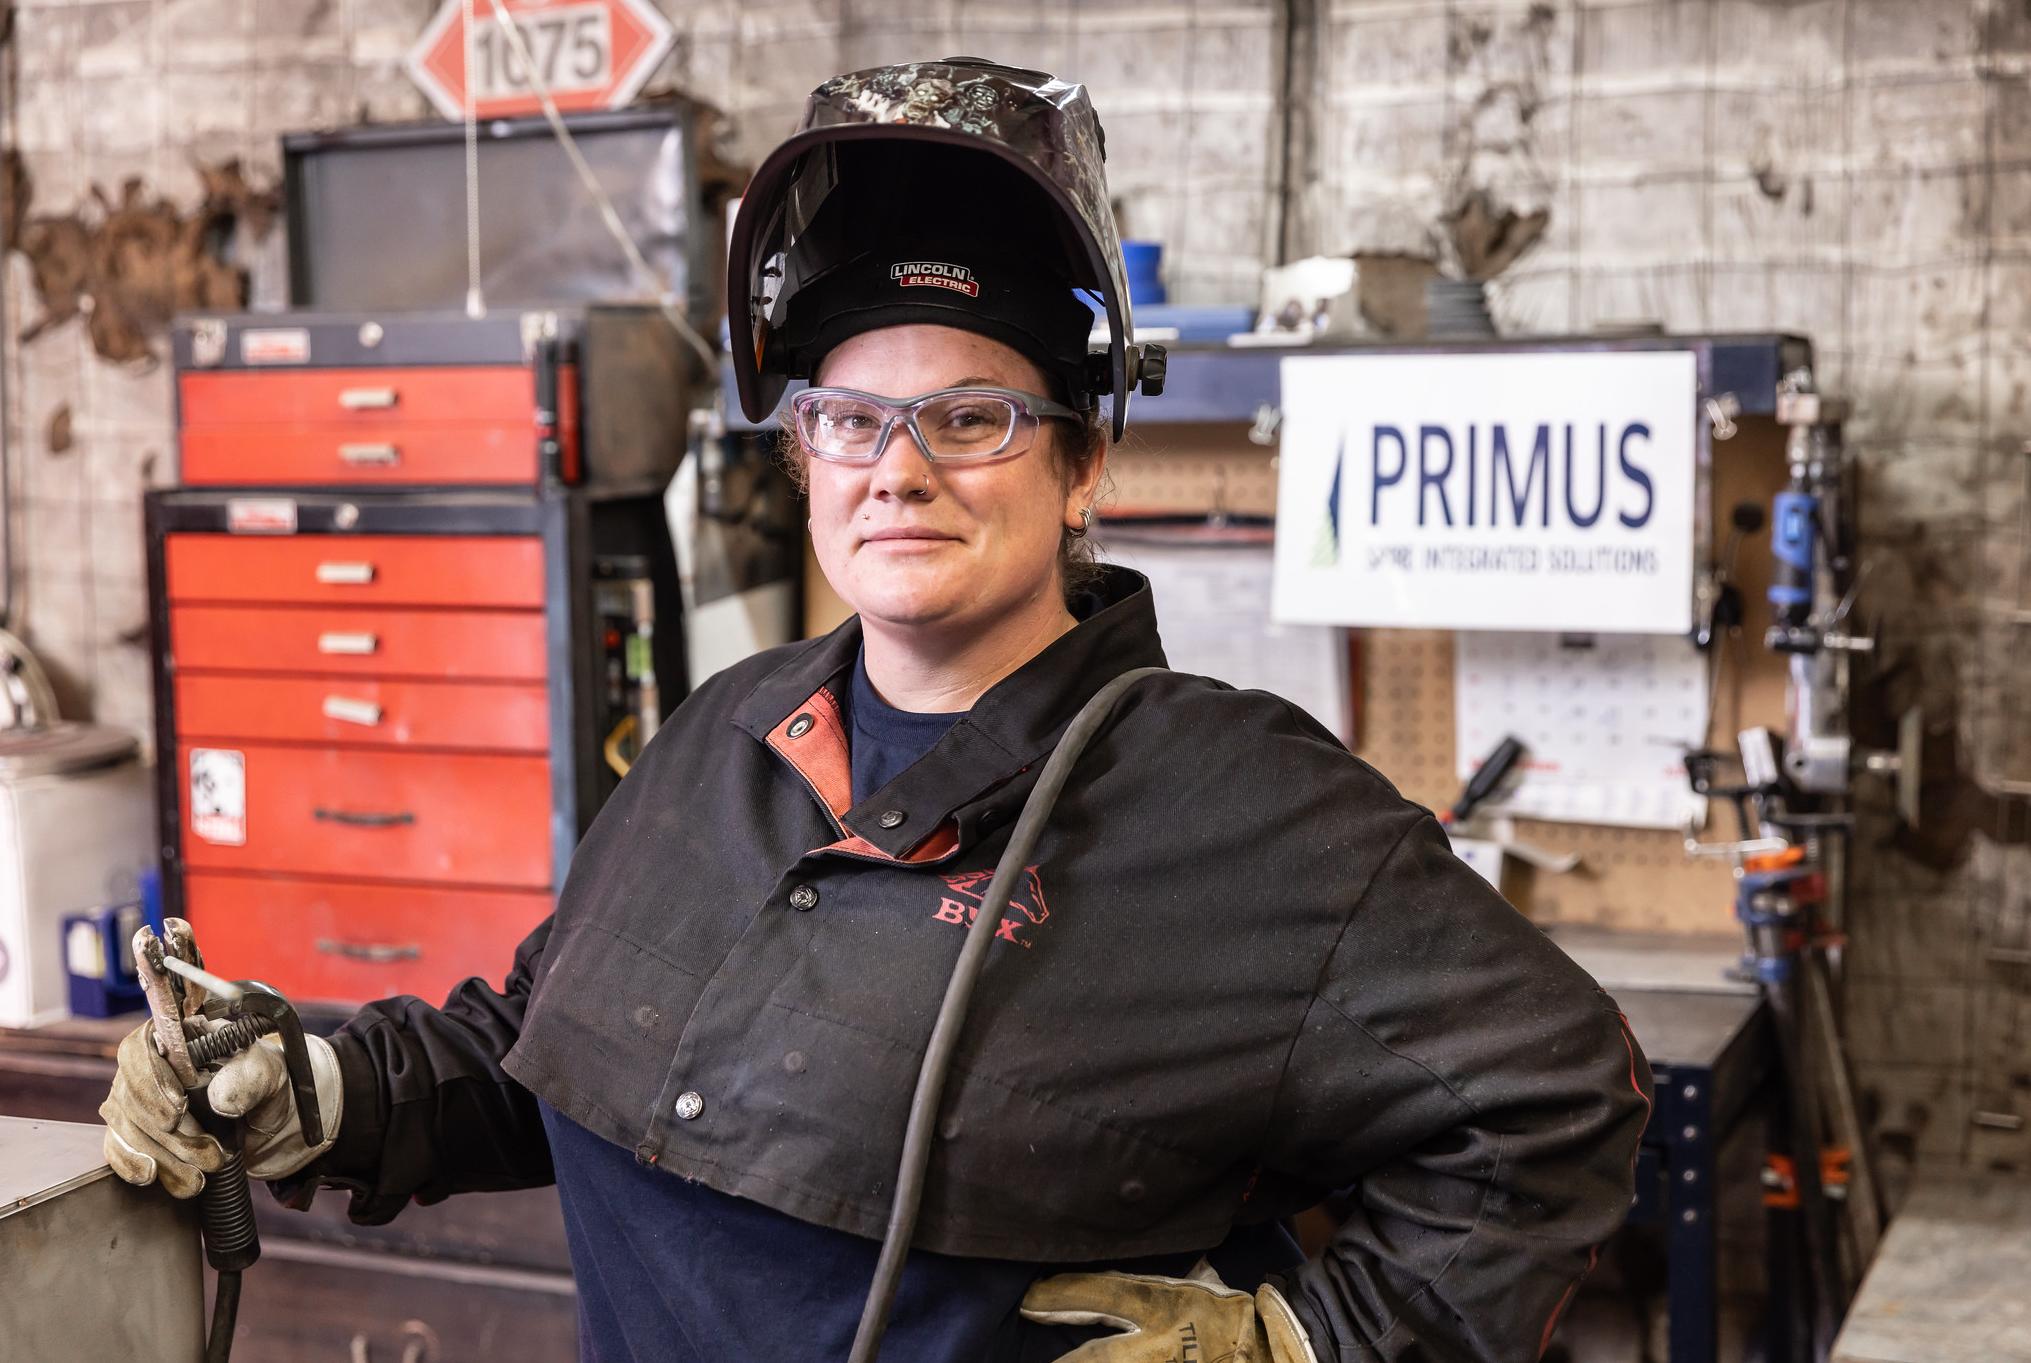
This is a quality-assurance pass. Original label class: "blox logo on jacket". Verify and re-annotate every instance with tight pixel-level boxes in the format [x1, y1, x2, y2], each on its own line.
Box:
[892, 261, 981, 297]
[931, 865, 1050, 947]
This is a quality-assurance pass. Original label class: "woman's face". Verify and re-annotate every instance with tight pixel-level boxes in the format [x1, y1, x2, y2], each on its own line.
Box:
[805, 324, 1101, 638]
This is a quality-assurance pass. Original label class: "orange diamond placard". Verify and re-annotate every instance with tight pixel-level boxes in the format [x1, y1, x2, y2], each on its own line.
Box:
[406, 0, 674, 122]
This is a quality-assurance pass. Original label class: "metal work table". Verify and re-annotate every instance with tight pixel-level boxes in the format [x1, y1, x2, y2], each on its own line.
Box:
[1612, 981, 1775, 1363]
[1831, 1170, 2031, 1362]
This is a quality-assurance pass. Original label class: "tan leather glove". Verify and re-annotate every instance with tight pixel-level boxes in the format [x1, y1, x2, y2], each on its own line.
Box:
[1021, 1265, 1320, 1362]
[206, 1032, 343, 1181]
[99, 1019, 224, 1198]
[101, 1024, 343, 1195]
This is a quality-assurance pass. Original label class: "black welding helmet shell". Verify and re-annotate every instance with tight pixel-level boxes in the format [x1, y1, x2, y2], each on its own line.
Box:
[728, 58, 1162, 440]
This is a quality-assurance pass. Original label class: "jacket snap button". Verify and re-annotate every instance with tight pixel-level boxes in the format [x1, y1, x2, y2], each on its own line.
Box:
[787, 713, 814, 739]
[788, 884, 819, 911]
[878, 809, 906, 829]
[1117, 1179, 1146, 1203]
[674, 1091, 704, 1120]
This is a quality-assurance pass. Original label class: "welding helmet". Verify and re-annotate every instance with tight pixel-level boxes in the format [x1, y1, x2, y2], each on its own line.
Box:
[727, 57, 1166, 441]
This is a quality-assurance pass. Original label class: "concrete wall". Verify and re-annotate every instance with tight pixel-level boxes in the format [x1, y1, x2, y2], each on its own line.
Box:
[2, 0, 2025, 1183]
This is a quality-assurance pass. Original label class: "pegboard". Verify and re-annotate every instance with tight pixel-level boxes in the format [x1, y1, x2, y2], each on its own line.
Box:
[1107, 423, 1280, 518]
[1113, 415, 1797, 935]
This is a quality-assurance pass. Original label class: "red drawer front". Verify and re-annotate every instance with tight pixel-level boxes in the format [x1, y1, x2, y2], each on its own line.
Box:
[181, 367, 543, 426]
[180, 744, 552, 887]
[176, 676, 549, 751]
[171, 605, 547, 680]
[166, 534, 545, 608]
[180, 423, 548, 486]
[184, 872, 552, 1007]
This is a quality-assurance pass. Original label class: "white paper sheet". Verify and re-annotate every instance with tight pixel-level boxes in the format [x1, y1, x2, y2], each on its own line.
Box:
[1103, 533, 1352, 744]
[1454, 631, 1708, 830]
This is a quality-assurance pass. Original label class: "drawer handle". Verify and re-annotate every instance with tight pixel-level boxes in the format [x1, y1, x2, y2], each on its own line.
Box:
[313, 807, 415, 828]
[338, 387, 398, 411]
[338, 442, 400, 466]
[321, 696, 383, 727]
[317, 938, 422, 963]
[317, 631, 378, 656]
[315, 560, 376, 585]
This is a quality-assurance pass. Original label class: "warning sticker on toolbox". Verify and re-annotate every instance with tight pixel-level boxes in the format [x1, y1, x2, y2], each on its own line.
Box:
[226, 498, 297, 534]
[190, 749, 247, 846]
[240, 327, 310, 365]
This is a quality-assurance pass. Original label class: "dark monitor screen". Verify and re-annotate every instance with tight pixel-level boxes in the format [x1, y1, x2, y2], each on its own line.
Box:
[283, 106, 707, 316]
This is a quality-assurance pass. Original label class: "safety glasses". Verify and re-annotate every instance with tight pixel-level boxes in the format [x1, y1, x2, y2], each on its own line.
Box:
[789, 386, 1082, 465]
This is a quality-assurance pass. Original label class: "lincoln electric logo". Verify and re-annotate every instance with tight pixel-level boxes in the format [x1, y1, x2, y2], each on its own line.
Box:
[932, 866, 1049, 948]
[892, 261, 980, 298]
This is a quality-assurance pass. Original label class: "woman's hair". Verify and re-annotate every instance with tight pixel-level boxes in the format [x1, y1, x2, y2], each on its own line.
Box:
[775, 404, 1113, 607]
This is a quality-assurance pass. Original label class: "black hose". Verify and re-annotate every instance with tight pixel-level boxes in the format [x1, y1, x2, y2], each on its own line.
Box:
[847, 666, 1168, 1363]
[205, 1271, 241, 1363]
[191, 1103, 262, 1363]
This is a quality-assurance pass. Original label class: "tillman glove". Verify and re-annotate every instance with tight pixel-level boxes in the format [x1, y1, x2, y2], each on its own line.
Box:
[1021, 1265, 1320, 1362]
[102, 1023, 343, 1196]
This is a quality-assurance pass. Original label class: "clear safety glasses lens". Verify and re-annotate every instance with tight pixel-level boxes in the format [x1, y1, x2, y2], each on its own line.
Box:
[794, 391, 1026, 464]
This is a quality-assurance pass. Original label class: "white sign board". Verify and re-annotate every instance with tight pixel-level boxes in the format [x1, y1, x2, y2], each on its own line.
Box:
[1271, 351, 1699, 633]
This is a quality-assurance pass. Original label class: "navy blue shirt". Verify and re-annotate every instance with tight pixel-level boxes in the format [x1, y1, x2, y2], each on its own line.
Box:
[849, 647, 965, 805]
[541, 1100, 1300, 1362]
[536, 644, 1303, 1361]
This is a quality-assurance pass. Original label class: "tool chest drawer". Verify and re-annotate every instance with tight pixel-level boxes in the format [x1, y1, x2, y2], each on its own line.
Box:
[180, 365, 559, 427]
[184, 872, 552, 1007]
[170, 604, 548, 680]
[175, 676, 550, 751]
[179, 744, 552, 887]
[180, 422, 549, 486]
[166, 534, 546, 608]
[228, 1239, 577, 1363]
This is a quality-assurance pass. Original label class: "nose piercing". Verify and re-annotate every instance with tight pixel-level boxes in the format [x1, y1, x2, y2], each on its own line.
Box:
[912, 472, 931, 498]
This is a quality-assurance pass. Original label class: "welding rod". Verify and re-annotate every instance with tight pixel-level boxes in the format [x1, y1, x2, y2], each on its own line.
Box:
[160, 954, 245, 1004]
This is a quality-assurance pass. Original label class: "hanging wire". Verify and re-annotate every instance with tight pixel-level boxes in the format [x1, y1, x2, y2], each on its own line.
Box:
[461, 0, 485, 318]
[479, 0, 719, 375]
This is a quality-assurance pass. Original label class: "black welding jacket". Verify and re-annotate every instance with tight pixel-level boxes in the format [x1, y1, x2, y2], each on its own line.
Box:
[308, 565, 1651, 1361]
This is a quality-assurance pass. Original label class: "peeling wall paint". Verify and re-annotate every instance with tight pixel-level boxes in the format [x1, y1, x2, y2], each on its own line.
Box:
[4, 153, 276, 365]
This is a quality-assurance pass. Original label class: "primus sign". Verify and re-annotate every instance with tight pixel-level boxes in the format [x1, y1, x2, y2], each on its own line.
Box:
[1271, 350, 1699, 633]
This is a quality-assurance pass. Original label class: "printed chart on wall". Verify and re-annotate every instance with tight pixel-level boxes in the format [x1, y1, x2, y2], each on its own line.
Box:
[1102, 524, 1351, 745]
[1454, 632, 1708, 830]
[1271, 349, 1700, 634]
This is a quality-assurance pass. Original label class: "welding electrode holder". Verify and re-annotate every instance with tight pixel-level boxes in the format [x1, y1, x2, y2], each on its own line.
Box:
[194, 980, 323, 1363]
[136, 924, 322, 1363]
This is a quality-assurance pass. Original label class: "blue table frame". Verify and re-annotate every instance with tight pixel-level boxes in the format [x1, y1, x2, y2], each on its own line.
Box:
[1619, 988, 1778, 1363]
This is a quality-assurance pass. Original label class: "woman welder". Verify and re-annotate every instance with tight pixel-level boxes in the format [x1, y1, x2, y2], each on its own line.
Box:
[101, 59, 1651, 1362]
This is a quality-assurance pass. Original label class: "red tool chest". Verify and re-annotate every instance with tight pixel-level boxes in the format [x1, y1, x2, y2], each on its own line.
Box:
[149, 308, 690, 1008]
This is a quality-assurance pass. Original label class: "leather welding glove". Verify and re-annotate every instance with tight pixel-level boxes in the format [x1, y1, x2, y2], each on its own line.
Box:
[205, 1031, 344, 1181]
[101, 1023, 344, 1194]
[100, 1019, 225, 1199]
[1021, 1265, 1320, 1363]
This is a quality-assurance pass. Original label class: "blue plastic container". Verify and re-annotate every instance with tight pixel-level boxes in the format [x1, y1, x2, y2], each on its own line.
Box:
[63, 902, 147, 1018]
[1121, 239, 1167, 306]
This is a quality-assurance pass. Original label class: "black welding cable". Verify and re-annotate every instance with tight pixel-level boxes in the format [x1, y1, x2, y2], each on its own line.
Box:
[847, 665, 1169, 1363]
[205, 1271, 241, 1363]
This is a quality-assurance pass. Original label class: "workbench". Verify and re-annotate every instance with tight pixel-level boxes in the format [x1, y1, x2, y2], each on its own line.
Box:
[1551, 928, 1783, 1363]
[1618, 985, 1775, 1363]
[1831, 1170, 2031, 1362]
